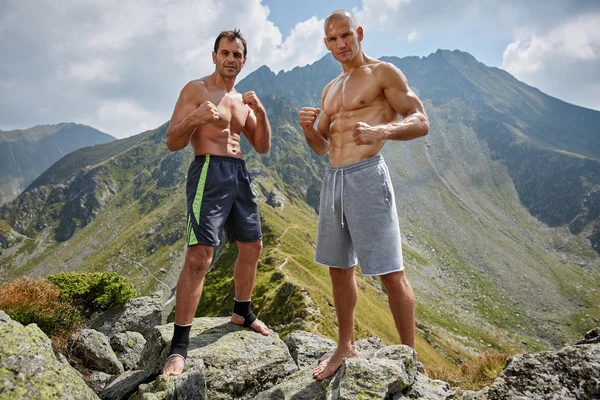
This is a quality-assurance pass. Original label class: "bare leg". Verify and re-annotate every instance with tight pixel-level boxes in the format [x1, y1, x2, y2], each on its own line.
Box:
[230, 240, 270, 335]
[162, 244, 213, 376]
[380, 270, 415, 348]
[314, 266, 360, 380]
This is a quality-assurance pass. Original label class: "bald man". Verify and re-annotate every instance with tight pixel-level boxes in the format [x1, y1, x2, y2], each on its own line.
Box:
[299, 10, 429, 380]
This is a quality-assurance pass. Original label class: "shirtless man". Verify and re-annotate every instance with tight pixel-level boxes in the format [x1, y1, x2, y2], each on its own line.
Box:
[299, 10, 429, 380]
[162, 29, 271, 376]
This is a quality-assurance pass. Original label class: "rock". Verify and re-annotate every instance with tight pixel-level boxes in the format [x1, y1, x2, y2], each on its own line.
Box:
[284, 331, 336, 368]
[576, 326, 600, 345]
[329, 345, 418, 400]
[355, 336, 386, 358]
[110, 331, 146, 370]
[465, 343, 600, 399]
[88, 291, 164, 338]
[0, 310, 99, 399]
[139, 317, 298, 399]
[71, 329, 124, 375]
[394, 373, 454, 399]
[266, 188, 285, 208]
[131, 359, 206, 400]
[99, 370, 155, 400]
[255, 369, 327, 399]
[86, 371, 113, 393]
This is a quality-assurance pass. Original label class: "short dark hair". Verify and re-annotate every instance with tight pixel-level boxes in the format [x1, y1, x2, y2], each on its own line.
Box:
[214, 29, 247, 57]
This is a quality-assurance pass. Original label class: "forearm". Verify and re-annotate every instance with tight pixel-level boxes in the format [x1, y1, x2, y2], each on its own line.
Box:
[166, 115, 199, 151]
[252, 112, 271, 154]
[378, 112, 429, 141]
[304, 128, 330, 156]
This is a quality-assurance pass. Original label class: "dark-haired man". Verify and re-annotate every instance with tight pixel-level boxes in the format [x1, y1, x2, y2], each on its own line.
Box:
[299, 10, 429, 380]
[162, 29, 271, 376]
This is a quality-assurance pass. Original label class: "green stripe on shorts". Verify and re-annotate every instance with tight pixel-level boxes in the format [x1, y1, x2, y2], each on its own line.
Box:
[188, 155, 210, 246]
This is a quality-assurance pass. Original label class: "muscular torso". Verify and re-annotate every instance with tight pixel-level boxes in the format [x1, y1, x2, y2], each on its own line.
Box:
[323, 62, 397, 166]
[189, 79, 250, 158]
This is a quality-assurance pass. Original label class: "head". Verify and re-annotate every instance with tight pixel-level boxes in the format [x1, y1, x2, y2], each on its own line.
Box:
[212, 29, 247, 79]
[323, 10, 363, 64]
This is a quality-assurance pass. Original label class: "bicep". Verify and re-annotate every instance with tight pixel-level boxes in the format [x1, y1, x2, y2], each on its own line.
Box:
[316, 110, 331, 140]
[381, 67, 425, 118]
[169, 83, 200, 126]
[242, 108, 256, 142]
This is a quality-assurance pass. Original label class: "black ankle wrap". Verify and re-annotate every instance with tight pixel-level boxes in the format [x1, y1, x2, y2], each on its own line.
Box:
[233, 299, 257, 328]
[168, 323, 191, 360]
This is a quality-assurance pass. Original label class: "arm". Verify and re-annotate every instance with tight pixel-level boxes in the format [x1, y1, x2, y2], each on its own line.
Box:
[299, 85, 332, 156]
[353, 64, 429, 145]
[166, 81, 220, 151]
[242, 91, 271, 154]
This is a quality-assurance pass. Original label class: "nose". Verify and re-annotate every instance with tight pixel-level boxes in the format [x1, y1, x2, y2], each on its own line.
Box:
[337, 39, 347, 50]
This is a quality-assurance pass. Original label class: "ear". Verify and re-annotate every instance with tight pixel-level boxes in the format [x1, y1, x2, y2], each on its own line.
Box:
[357, 26, 364, 42]
[241, 56, 247, 69]
[323, 37, 329, 49]
[212, 51, 217, 65]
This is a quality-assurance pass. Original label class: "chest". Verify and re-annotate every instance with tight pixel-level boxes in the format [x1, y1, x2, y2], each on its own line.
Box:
[204, 93, 248, 130]
[324, 71, 383, 115]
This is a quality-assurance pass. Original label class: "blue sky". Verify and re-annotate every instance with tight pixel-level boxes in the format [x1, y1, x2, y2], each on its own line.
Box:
[0, 0, 598, 138]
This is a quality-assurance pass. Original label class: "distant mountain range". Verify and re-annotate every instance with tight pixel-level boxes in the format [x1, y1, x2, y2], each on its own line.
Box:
[1, 50, 599, 370]
[0, 123, 115, 205]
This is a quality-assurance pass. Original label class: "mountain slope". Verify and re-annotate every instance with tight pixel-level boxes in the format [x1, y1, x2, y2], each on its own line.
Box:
[1, 50, 599, 370]
[0, 123, 116, 205]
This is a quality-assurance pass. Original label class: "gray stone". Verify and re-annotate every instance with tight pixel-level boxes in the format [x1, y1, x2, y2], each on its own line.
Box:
[71, 329, 124, 375]
[89, 291, 164, 338]
[86, 371, 113, 394]
[139, 317, 298, 399]
[466, 343, 600, 399]
[110, 331, 146, 370]
[576, 326, 600, 345]
[267, 188, 285, 208]
[355, 336, 387, 358]
[0, 310, 99, 399]
[99, 370, 155, 400]
[255, 369, 328, 400]
[284, 331, 336, 368]
[131, 359, 206, 400]
[393, 373, 454, 399]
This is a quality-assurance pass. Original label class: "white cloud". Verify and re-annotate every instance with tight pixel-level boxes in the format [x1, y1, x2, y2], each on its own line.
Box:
[502, 13, 600, 109]
[0, 0, 327, 138]
[407, 30, 422, 42]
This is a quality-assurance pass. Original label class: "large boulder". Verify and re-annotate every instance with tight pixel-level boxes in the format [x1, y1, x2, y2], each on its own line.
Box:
[110, 331, 146, 371]
[88, 291, 164, 338]
[70, 329, 124, 375]
[131, 360, 206, 400]
[0, 310, 99, 399]
[139, 317, 298, 399]
[284, 331, 336, 368]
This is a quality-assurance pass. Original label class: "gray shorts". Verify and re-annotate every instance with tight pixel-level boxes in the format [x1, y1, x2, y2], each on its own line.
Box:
[315, 155, 404, 276]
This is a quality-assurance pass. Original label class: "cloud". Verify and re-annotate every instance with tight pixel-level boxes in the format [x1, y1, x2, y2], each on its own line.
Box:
[0, 0, 327, 138]
[502, 13, 600, 109]
[407, 30, 422, 43]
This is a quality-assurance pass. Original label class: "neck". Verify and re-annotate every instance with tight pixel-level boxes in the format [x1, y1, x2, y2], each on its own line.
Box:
[212, 71, 236, 92]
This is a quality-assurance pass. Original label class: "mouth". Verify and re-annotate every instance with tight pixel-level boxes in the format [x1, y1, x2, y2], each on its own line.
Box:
[337, 50, 350, 56]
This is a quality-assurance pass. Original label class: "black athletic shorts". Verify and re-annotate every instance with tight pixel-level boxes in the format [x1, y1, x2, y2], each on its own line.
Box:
[186, 155, 262, 246]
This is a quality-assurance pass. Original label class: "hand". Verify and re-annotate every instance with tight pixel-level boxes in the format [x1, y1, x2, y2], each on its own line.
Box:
[194, 101, 221, 125]
[299, 107, 320, 132]
[353, 122, 384, 145]
[242, 91, 265, 115]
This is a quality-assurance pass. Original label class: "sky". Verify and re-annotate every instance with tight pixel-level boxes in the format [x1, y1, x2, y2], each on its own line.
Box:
[0, 0, 598, 138]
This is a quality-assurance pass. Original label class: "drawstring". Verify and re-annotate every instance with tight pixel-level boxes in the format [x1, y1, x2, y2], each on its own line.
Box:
[330, 169, 345, 228]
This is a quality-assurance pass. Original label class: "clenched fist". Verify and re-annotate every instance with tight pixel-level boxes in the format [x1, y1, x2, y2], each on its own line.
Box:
[299, 107, 320, 131]
[194, 101, 221, 125]
[242, 91, 266, 115]
[353, 121, 384, 145]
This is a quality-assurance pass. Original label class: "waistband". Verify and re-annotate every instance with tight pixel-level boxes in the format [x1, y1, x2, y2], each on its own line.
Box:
[326, 154, 384, 173]
[193, 154, 245, 164]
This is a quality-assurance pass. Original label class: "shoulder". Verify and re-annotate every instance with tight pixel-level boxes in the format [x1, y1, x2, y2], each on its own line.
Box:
[180, 77, 210, 101]
[372, 61, 408, 90]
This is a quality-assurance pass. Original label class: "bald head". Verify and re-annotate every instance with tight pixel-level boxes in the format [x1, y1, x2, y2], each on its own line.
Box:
[324, 9, 358, 32]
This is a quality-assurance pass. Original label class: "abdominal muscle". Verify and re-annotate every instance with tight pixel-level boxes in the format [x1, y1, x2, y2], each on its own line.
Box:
[189, 123, 244, 159]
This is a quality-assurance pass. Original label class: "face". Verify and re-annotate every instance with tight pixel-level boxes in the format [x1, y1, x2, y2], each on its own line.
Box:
[212, 38, 246, 79]
[324, 18, 363, 64]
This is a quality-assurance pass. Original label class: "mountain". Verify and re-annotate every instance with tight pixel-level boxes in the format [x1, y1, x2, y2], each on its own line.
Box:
[0, 123, 116, 205]
[1, 50, 599, 372]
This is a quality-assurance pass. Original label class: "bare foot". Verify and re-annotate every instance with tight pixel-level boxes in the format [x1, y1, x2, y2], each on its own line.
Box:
[162, 354, 185, 376]
[313, 345, 359, 381]
[230, 313, 271, 336]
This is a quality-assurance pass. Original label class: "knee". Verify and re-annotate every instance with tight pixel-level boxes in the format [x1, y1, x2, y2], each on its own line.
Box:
[381, 272, 411, 293]
[185, 247, 212, 275]
[238, 240, 263, 259]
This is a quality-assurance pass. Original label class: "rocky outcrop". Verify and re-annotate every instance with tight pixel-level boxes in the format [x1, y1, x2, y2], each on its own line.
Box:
[0, 310, 98, 399]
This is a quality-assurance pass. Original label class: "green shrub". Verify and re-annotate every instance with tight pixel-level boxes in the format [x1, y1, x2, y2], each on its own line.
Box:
[0, 277, 84, 352]
[48, 272, 137, 313]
